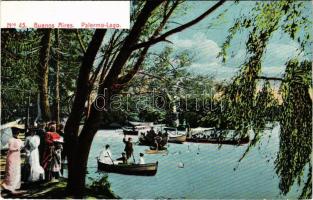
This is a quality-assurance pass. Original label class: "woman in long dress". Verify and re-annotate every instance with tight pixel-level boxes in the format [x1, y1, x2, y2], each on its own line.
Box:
[25, 130, 45, 182]
[42, 125, 60, 181]
[99, 144, 113, 164]
[2, 127, 24, 193]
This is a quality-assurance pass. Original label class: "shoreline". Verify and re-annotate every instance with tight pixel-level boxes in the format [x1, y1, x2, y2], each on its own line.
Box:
[0, 132, 118, 199]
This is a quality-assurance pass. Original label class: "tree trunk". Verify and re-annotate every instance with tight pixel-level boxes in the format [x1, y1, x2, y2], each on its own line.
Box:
[38, 29, 52, 121]
[54, 29, 60, 125]
[67, 100, 104, 196]
[66, 80, 112, 196]
[65, 30, 107, 195]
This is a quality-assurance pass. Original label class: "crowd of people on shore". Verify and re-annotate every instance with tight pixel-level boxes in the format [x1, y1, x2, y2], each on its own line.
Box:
[2, 121, 65, 195]
[98, 133, 145, 165]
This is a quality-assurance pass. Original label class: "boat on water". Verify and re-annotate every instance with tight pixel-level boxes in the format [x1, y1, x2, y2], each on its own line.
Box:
[186, 127, 250, 145]
[186, 136, 249, 145]
[138, 134, 168, 147]
[168, 134, 187, 143]
[144, 149, 168, 155]
[97, 160, 158, 176]
[122, 121, 153, 135]
[163, 127, 187, 143]
[122, 127, 139, 135]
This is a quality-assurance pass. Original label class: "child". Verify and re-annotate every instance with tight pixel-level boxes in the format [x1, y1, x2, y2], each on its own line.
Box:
[138, 153, 145, 164]
[51, 142, 62, 181]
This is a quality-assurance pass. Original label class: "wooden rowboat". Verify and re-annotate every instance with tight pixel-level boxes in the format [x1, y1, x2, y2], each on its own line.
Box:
[122, 128, 138, 135]
[144, 149, 168, 155]
[97, 160, 158, 176]
[168, 134, 186, 143]
[186, 136, 249, 145]
[122, 125, 151, 135]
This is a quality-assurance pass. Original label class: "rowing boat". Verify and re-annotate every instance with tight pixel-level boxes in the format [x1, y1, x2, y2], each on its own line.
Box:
[168, 134, 186, 143]
[97, 160, 158, 176]
[122, 128, 138, 135]
[186, 136, 249, 145]
[144, 149, 168, 155]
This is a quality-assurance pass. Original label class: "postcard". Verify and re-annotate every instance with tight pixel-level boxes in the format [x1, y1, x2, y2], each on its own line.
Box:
[1, 1, 312, 199]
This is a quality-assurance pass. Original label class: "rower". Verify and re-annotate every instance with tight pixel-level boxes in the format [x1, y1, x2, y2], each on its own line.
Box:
[99, 144, 113, 164]
[123, 134, 133, 160]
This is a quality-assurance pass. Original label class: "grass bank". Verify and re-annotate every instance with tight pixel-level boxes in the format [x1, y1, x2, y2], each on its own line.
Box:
[1, 176, 119, 199]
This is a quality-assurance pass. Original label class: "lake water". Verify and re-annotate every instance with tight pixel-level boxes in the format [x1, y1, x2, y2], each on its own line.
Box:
[85, 124, 303, 199]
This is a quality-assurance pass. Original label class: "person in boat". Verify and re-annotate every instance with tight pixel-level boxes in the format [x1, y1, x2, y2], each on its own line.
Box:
[42, 125, 61, 181]
[116, 152, 127, 164]
[123, 134, 133, 160]
[163, 130, 168, 139]
[164, 130, 168, 137]
[2, 127, 24, 194]
[121, 152, 127, 164]
[24, 129, 45, 182]
[154, 130, 164, 150]
[149, 127, 157, 137]
[138, 153, 145, 164]
[154, 136, 160, 150]
[99, 144, 113, 164]
[157, 131, 162, 137]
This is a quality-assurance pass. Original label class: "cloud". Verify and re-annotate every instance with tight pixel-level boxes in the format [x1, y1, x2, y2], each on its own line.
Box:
[263, 42, 302, 67]
[170, 32, 221, 63]
[170, 33, 239, 80]
[168, 34, 302, 81]
[261, 42, 304, 78]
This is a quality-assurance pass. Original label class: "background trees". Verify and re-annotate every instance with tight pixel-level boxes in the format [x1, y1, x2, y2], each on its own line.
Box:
[1, 29, 93, 124]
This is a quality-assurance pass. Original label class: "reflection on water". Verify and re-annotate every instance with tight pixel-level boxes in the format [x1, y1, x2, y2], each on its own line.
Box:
[85, 125, 302, 199]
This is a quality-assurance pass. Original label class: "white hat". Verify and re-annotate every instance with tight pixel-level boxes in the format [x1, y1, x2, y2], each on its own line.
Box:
[53, 136, 64, 143]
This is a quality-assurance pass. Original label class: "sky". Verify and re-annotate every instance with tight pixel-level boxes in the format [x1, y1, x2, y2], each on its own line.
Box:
[151, 1, 313, 82]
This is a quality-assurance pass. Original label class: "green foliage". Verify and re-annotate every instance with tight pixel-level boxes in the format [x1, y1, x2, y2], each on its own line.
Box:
[213, 1, 312, 198]
[275, 59, 312, 196]
[139, 108, 166, 123]
[1, 29, 40, 123]
[1, 29, 93, 123]
[88, 175, 117, 199]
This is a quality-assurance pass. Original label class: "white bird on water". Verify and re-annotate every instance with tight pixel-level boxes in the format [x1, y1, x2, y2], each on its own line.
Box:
[177, 161, 184, 168]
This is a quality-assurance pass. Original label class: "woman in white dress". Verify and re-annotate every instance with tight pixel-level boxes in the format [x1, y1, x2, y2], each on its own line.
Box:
[2, 127, 24, 193]
[25, 129, 45, 182]
[99, 144, 113, 164]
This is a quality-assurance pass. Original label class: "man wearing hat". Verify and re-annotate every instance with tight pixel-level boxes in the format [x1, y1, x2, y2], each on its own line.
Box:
[123, 134, 134, 161]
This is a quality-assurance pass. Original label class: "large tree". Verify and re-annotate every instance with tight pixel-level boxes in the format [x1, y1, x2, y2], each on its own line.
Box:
[64, 0, 226, 196]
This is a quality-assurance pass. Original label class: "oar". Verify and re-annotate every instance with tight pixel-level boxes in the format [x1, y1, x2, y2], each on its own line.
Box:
[132, 152, 136, 163]
[107, 152, 115, 166]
